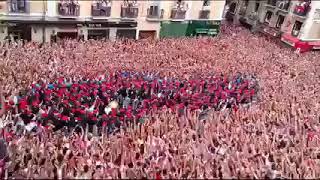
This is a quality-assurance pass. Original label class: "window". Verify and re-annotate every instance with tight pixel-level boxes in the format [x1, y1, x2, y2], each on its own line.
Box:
[292, 21, 303, 37]
[229, 2, 236, 13]
[255, 3, 260, 12]
[9, 0, 27, 13]
[148, 5, 159, 16]
[275, 15, 285, 29]
[203, 0, 210, 7]
[264, 11, 273, 24]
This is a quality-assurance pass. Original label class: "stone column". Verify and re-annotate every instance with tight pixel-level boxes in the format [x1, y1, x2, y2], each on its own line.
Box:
[109, 28, 117, 41]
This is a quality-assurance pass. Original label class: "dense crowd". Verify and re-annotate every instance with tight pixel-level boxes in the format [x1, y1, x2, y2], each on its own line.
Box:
[0, 25, 319, 179]
[4, 70, 257, 134]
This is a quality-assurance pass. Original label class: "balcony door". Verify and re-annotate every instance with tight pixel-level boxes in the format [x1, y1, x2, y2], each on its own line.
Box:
[292, 21, 303, 37]
[8, 0, 29, 13]
[275, 15, 285, 29]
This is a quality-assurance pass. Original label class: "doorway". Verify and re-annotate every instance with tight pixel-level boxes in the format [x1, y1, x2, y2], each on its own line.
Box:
[138, 30, 156, 39]
[116, 29, 136, 39]
[88, 29, 110, 40]
[57, 32, 78, 39]
[7, 24, 32, 41]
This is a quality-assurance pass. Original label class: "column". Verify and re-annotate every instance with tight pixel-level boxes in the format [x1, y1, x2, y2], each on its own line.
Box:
[109, 28, 117, 41]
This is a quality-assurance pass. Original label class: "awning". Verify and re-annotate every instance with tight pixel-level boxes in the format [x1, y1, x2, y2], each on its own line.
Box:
[281, 33, 300, 47]
[207, 29, 218, 35]
[195, 28, 218, 35]
[195, 28, 208, 34]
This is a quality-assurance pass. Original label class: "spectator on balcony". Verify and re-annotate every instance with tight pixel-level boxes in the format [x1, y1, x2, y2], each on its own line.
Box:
[100, 0, 110, 16]
[10, 0, 18, 12]
[101, 0, 110, 8]
[277, 0, 286, 9]
[294, 0, 310, 16]
[59, 0, 68, 15]
[92, 0, 98, 9]
[17, 0, 26, 11]
[69, 0, 77, 16]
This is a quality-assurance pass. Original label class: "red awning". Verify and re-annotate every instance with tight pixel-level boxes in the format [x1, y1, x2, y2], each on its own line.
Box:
[281, 33, 300, 47]
[282, 33, 300, 43]
[281, 33, 313, 53]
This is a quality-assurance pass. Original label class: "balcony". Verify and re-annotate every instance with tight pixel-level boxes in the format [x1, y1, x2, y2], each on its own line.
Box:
[8, 0, 29, 13]
[170, 8, 186, 20]
[121, 1, 139, 19]
[92, 1, 111, 17]
[170, 1, 188, 20]
[202, 0, 211, 10]
[147, 6, 164, 20]
[58, 1, 80, 17]
[276, 0, 290, 12]
[293, 0, 311, 17]
[199, 10, 210, 19]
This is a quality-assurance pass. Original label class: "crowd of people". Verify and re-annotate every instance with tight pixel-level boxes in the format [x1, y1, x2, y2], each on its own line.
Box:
[3, 70, 257, 135]
[0, 25, 319, 179]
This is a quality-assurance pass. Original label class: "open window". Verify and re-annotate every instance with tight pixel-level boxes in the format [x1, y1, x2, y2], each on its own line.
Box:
[292, 21, 303, 37]
[254, 2, 260, 12]
[275, 15, 285, 29]
[264, 11, 273, 24]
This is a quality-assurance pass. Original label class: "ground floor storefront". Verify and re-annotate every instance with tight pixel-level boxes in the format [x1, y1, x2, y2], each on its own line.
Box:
[159, 20, 221, 38]
[281, 33, 320, 53]
[0, 19, 221, 42]
[0, 20, 139, 43]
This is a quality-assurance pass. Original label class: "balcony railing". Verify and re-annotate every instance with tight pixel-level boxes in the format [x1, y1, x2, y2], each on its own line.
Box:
[293, 0, 311, 17]
[121, 7, 138, 18]
[58, 1, 80, 17]
[170, 8, 186, 19]
[147, 7, 164, 19]
[199, 10, 210, 19]
[92, 2, 111, 17]
[121, 1, 138, 18]
[8, 0, 29, 13]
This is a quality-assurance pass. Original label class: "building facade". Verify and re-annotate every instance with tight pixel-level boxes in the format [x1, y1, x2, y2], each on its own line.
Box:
[226, 0, 320, 52]
[0, 0, 226, 43]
